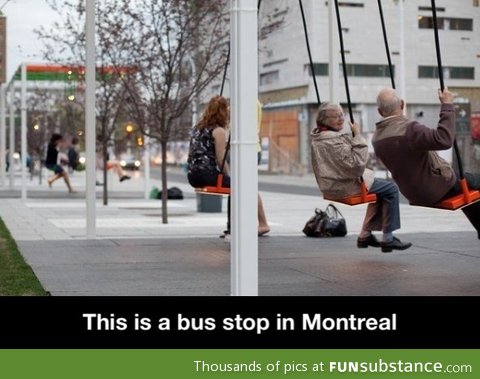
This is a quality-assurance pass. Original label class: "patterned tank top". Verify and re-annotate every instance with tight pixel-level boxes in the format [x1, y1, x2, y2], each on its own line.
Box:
[187, 126, 220, 175]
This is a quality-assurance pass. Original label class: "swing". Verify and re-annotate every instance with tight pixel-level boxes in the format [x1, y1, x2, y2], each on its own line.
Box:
[410, 0, 480, 210]
[194, 174, 230, 195]
[376, 0, 479, 210]
[193, 0, 264, 196]
[300, 0, 376, 206]
[194, 141, 231, 196]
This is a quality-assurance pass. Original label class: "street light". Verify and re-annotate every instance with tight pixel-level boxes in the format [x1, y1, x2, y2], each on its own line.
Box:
[125, 124, 134, 134]
[185, 56, 197, 126]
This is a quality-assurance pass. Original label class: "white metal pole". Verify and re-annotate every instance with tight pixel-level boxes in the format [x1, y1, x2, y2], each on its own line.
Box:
[20, 63, 27, 200]
[85, 0, 96, 238]
[9, 84, 15, 188]
[0, 84, 6, 187]
[192, 97, 198, 127]
[230, 0, 258, 296]
[189, 56, 198, 126]
[143, 132, 151, 199]
[328, 0, 339, 103]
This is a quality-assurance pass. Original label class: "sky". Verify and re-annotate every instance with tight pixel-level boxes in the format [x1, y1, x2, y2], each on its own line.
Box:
[3, 0, 59, 80]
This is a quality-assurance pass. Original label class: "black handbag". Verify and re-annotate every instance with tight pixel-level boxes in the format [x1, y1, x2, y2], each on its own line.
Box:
[302, 203, 347, 237]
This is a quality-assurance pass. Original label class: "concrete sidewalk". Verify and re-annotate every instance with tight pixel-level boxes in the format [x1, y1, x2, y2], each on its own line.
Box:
[0, 168, 478, 296]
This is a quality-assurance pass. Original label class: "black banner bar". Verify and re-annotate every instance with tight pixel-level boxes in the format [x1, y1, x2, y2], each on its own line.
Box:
[1, 296, 477, 348]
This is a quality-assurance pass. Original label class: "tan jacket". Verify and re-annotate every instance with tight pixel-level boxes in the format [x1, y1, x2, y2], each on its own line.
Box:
[311, 128, 374, 199]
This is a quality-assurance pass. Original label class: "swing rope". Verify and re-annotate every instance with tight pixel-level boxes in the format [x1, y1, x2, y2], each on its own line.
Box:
[377, 0, 395, 89]
[430, 0, 464, 181]
[299, 0, 321, 105]
[327, 0, 375, 205]
[333, 0, 355, 125]
[299, 0, 375, 205]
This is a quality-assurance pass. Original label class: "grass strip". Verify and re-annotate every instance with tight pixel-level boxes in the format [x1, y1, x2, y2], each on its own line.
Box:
[0, 217, 47, 296]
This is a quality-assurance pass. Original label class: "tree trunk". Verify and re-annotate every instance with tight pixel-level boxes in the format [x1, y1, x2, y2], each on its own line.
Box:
[161, 140, 168, 224]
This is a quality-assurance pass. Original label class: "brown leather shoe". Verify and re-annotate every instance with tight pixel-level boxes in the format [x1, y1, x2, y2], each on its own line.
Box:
[357, 234, 381, 248]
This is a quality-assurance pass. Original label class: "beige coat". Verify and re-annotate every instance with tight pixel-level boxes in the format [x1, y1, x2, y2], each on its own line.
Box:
[311, 128, 374, 199]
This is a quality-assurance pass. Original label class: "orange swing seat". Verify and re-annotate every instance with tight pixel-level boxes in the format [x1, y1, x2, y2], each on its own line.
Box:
[432, 178, 480, 210]
[323, 181, 377, 206]
[194, 174, 231, 195]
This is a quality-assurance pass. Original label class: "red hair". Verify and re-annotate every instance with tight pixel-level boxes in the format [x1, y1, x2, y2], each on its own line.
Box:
[196, 95, 229, 130]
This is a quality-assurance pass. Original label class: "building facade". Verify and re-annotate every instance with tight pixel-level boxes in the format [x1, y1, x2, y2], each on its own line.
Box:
[0, 15, 6, 84]
[255, 0, 480, 173]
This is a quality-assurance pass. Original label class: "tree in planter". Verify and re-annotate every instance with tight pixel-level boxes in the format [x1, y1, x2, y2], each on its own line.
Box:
[36, 0, 134, 205]
[107, 0, 229, 223]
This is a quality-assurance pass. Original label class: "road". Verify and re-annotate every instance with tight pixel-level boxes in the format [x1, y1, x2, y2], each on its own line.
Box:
[151, 166, 323, 197]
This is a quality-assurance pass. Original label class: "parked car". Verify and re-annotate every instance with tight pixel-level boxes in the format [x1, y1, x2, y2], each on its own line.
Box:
[120, 157, 141, 170]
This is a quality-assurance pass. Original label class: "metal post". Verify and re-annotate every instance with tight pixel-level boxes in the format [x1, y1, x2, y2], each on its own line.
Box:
[0, 84, 6, 187]
[230, 0, 258, 296]
[85, 0, 96, 238]
[8, 85, 15, 188]
[187, 55, 198, 126]
[143, 131, 151, 200]
[9, 84, 14, 188]
[20, 63, 27, 200]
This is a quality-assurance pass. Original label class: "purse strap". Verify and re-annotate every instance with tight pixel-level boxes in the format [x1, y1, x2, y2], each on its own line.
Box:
[325, 203, 345, 219]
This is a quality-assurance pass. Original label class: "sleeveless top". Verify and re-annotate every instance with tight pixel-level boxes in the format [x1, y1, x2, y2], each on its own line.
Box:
[45, 143, 59, 166]
[187, 126, 220, 175]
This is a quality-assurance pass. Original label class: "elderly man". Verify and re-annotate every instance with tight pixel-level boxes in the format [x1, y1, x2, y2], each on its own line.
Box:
[311, 102, 411, 252]
[373, 87, 480, 239]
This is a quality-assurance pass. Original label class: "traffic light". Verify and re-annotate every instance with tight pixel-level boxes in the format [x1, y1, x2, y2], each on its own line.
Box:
[137, 136, 144, 146]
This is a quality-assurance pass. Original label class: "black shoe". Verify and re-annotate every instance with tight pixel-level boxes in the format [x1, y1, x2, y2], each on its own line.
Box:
[380, 237, 412, 253]
[219, 230, 230, 239]
[357, 234, 381, 248]
[119, 175, 131, 182]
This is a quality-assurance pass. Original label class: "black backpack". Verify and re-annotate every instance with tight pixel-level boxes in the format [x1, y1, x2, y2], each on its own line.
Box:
[158, 186, 184, 200]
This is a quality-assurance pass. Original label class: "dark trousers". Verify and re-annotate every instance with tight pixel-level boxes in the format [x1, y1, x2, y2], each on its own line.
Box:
[362, 178, 401, 233]
[188, 170, 231, 232]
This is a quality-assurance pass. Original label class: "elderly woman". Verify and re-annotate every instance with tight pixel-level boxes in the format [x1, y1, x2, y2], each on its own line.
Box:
[311, 102, 410, 252]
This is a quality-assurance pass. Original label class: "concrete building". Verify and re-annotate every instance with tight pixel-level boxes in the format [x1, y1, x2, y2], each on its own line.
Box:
[0, 15, 6, 83]
[254, 0, 480, 173]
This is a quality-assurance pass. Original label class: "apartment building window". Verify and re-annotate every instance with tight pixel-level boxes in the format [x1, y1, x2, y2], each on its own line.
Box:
[343, 64, 394, 78]
[264, 58, 289, 68]
[418, 6, 445, 12]
[418, 16, 473, 31]
[448, 18, 473, 30]
[260, 20, 284, 40]
[418, 66, 474, 79]
[260, 70, 279, 85]
[305, 63, 329, 76]
[338, 2, 364, 7]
